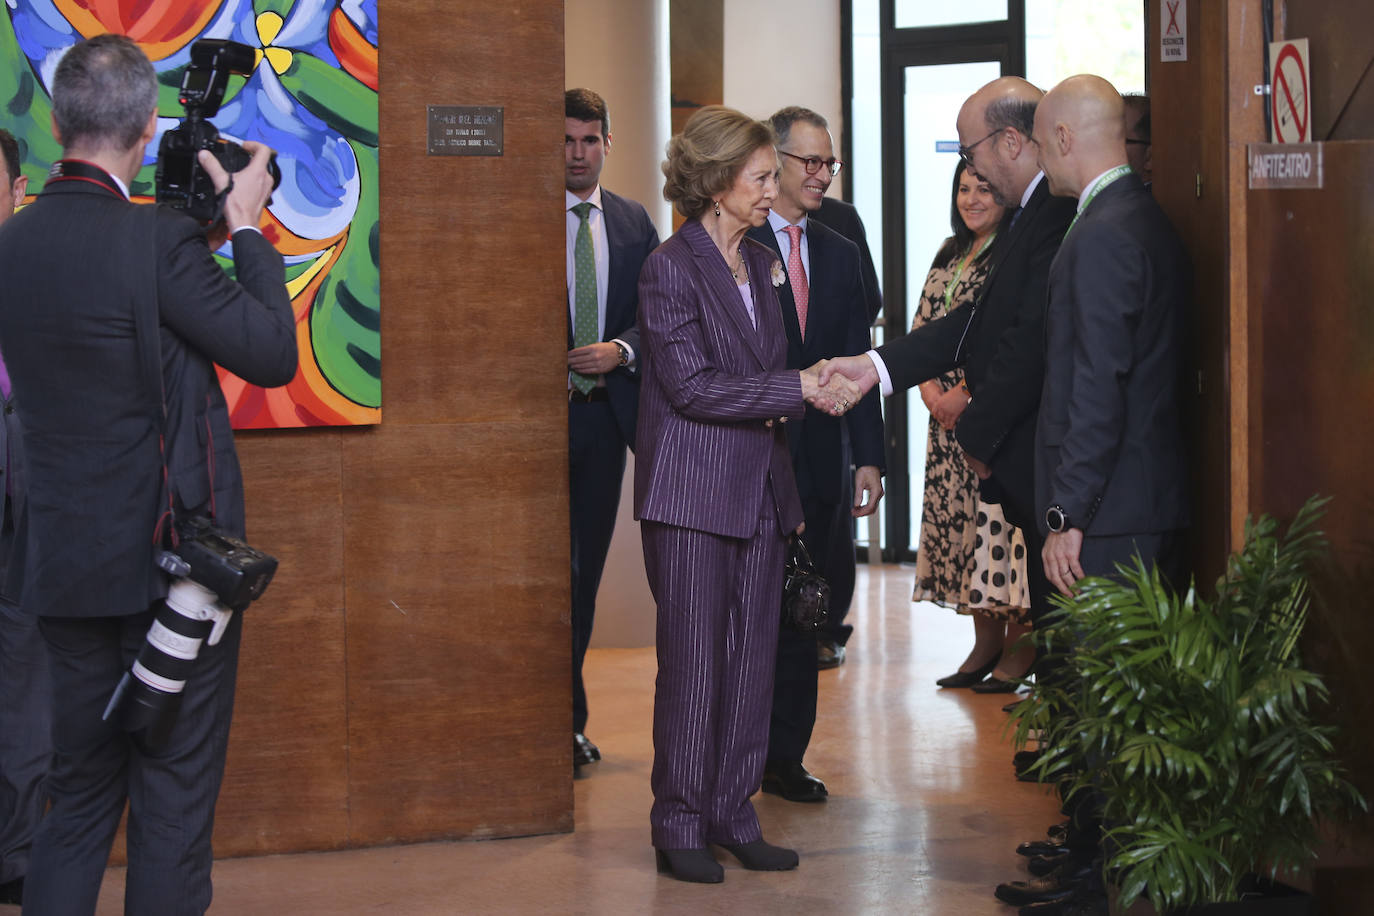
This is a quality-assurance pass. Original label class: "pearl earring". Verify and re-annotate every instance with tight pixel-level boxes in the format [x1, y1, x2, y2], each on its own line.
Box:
[713, 200, 720, 217]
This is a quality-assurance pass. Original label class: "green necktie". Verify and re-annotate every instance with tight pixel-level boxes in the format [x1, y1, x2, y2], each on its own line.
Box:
[571, 201, 598, 394]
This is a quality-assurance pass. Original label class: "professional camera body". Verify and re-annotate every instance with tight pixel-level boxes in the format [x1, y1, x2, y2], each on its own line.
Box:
[155, 39, 281, 224]
[103, 517, 278, 747]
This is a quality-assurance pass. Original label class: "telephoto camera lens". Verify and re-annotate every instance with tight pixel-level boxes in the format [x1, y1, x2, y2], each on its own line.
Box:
[102, 579, 232, 748]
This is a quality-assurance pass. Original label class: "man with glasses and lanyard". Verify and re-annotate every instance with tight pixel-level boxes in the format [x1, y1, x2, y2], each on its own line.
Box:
[824, 76, 1073, 643]
[745, 106, 884, 805]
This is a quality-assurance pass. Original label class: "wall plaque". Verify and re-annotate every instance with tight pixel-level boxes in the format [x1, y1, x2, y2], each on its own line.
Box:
[1248, 143, 1324, 190]
[428, 105, 504, 156]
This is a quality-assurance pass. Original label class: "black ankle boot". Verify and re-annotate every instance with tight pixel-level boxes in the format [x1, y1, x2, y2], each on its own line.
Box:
[655, 847, 724, 883]
[717, 839, 799, 871]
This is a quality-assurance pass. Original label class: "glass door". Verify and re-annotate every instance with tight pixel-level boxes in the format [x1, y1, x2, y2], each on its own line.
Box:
[875, 11, 1022, 560]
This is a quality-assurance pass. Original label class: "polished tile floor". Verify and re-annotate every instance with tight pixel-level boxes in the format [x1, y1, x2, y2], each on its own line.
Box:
[85, 563, 1060, 915]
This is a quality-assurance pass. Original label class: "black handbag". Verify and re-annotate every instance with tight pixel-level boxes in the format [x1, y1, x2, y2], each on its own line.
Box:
[781, 535, 830, 633]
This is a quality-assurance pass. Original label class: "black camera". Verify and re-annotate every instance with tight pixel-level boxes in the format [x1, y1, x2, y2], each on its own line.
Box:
[102, 517, 278, 747]
[155, 39, 281, 224]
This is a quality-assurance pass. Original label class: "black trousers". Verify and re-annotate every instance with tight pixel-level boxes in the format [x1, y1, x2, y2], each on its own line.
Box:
[767, 482, 852, 764]
[0, 510, 50, 885]
[26, 606, 242, 916]
[568, 398, 627, 735]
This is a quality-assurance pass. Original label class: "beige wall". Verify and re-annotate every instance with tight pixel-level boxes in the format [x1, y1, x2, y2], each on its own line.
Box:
[565, 0, 673, 237]
[566, 0, 669, 648]
[723, 0, 846, 196]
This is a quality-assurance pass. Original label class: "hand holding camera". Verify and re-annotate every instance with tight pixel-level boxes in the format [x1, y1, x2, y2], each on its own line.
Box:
[198, 140, 276, 245]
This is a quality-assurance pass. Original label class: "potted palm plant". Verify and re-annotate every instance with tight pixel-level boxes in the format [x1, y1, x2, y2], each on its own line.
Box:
[1011, 497, 1366, 914]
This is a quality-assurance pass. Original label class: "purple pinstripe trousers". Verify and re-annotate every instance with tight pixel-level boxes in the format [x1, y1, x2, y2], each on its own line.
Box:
[642, 498, 785, 850]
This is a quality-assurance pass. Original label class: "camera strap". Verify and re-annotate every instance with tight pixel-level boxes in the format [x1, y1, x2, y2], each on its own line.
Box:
[45, 159, 126, 198]
[125, 201, 179, 551]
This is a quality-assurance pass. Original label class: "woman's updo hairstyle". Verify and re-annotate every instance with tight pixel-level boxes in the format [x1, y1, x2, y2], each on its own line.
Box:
[661, 105, 775, 220]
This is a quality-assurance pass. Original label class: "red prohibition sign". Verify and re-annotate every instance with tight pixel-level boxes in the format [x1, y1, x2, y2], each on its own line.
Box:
[1272, 43, 1309, 142]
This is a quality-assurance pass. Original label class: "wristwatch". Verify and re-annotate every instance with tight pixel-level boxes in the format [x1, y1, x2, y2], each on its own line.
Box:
[1045, 504, 1071, 533]
[614, 342, 630, 367]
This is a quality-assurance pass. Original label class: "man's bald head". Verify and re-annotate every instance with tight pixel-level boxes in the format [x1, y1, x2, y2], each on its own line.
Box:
[1032, 75, 1130, 199]
[956, 77, 1045, 208]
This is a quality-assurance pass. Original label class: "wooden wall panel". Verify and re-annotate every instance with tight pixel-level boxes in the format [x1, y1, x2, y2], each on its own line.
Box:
[1248, 138, 1374, 870]
[216, 431, 351, 855]
[195, 0, 570, 857]
[1150, 0, 1265, 587]
[340, 423, 570, 843]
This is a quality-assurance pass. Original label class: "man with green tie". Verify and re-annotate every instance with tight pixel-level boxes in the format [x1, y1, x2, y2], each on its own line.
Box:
[564, 89, 659, 769]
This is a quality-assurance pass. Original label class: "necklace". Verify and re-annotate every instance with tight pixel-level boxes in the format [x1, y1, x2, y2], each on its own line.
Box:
[729, 246, 746, 281]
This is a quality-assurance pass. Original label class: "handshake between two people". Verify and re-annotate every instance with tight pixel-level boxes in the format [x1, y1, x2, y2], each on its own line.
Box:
[800, 355, 881, 417]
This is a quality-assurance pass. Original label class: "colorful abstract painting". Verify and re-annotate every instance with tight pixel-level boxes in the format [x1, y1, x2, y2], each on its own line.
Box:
[1, 0, 380, 428]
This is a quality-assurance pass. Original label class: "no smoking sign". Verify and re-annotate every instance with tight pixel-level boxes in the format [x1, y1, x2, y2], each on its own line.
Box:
[1269, 39, 1311, 143]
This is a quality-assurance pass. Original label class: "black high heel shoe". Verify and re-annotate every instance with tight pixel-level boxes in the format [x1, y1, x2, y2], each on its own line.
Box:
[716, 839, 799, 871]
[935, 655, 998, 688]
[655, 848, 724, 883]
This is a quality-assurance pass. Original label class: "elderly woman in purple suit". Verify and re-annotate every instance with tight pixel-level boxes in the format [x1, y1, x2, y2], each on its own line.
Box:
[634, 106, 858, 884]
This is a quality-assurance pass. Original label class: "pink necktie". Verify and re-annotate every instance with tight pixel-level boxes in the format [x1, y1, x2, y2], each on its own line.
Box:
[785, 224, 809, 338]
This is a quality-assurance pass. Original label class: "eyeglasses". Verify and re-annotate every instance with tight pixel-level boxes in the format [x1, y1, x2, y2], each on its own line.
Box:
[958, 128, 1002, 168]
[779, 151, 843, 177]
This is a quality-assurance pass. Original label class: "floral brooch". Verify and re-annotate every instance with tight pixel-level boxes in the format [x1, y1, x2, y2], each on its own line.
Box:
[770, 260, 786, 288]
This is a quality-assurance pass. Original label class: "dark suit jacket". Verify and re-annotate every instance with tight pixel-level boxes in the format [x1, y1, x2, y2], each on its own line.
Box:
[1035, 173, 1190, 536]
[568, 187, 659, 449]
[876, 177, 1074, 525]
[634, 219, 804, 539]
[0, 176, 296, 619]
[0, 381, 24, 606]
[746, 219, 884, 506]
[813, 197, 882, 324]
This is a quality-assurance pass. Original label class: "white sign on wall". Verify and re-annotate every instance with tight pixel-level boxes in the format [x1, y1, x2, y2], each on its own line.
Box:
[1161, 0, 1187, 62]
[1269, 39, 1312, 144]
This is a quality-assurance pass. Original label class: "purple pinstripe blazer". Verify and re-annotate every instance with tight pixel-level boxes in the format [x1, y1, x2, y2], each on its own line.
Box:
[633, 219, 805, 540]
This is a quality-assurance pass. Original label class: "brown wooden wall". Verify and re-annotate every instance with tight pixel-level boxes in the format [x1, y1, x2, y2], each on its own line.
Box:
[204, 1, 571, 856]
[1154, 0, 1374, 890]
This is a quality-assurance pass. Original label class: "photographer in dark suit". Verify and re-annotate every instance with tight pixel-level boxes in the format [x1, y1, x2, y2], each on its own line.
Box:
[0, 34, 295, 914]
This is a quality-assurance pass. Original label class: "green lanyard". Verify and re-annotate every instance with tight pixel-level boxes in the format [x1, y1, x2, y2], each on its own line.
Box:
[1065, 165, 1132, 236]
[941, 232, 996, 314]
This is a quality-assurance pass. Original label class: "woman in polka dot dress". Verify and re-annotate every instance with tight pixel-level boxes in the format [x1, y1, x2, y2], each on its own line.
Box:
[910, 162, 1032, 691]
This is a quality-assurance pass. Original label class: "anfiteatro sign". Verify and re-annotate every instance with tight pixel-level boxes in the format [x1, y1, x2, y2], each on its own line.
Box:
[1248, 143, 1324, 190]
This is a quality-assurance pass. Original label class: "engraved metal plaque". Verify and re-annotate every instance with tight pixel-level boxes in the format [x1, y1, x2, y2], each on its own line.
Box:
[427, 105, 504, 156]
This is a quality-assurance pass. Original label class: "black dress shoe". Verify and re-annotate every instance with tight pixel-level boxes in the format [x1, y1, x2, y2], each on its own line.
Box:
[573, 732, 601, 768]
[817, 640, 846, 669]
[1013, 749, 1042, 769]
[655, 848, 724, 883]
[1027, 851, 1073, 876]
[971, 675, 1021, 693]
[1017, 876, 1108, 915]
[994, 857, 1096, 907]
[1017, 836, 1067, 858]
[934, 656, 998, 688]
[716, 839, 799, 871]
[934, 659, 1000, 686]
[761, 761, 828, 803]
